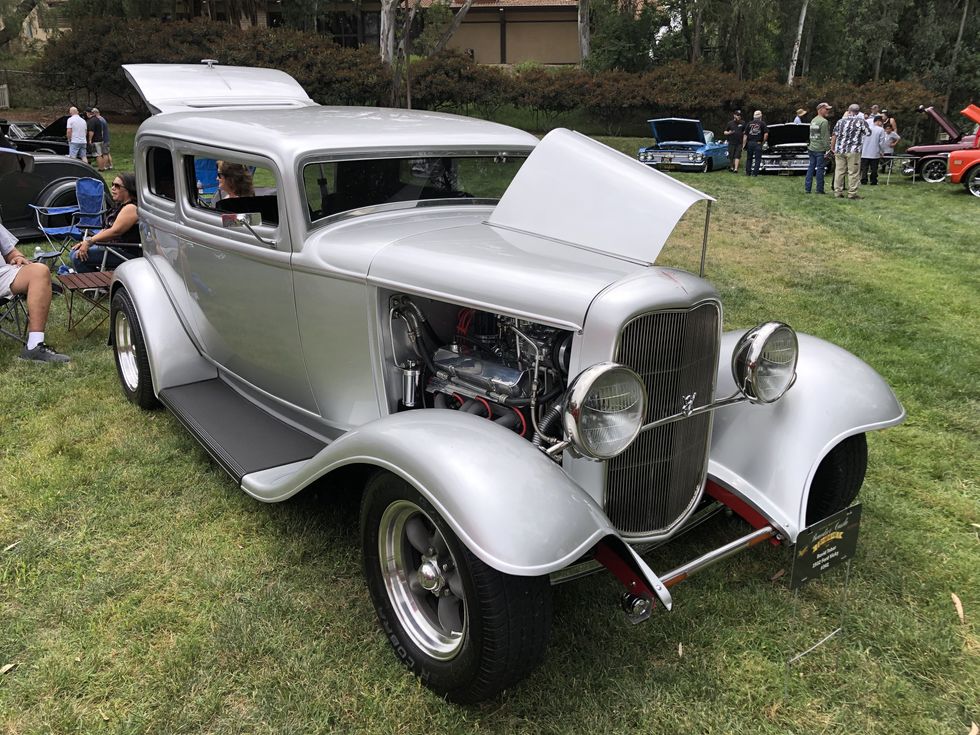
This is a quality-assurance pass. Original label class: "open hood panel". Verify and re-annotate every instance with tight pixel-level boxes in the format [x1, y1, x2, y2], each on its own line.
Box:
[487, 128, 712, 265]
[123, 63, 317, 115]
[765, 123, 809, 148]
[648, 118, 706, 144]
[961, 104, 980, 127]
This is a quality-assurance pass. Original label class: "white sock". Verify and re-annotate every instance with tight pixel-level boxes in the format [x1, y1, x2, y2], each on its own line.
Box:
[27, 332, 44, 350]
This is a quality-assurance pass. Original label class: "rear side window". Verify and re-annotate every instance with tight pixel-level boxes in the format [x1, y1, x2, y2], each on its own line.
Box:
[146, 147, 175, 201]
[183, 154, 280, 226]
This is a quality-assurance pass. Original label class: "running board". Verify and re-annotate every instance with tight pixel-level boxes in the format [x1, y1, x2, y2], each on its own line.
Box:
[159, 378, 326, 484]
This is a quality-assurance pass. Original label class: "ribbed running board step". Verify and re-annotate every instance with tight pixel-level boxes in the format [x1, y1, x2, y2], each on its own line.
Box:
[160, 378, 325, 483]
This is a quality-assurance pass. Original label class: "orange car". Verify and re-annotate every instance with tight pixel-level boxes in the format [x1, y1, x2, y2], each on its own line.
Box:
[947, 104, 980, 197]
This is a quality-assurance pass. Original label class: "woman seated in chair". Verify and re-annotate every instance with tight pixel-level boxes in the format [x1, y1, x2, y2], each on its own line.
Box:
[216, 161, 254, 200]
[71, 172, 140, 273]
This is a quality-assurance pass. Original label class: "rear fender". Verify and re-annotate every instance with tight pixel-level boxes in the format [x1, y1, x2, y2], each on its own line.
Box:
[242, 410, 621, 578]
[110, 258, 215, 395]
[708, 332, 904, 541]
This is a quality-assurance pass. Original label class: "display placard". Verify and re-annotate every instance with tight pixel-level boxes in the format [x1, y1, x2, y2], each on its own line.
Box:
[790, 505, 862, 590]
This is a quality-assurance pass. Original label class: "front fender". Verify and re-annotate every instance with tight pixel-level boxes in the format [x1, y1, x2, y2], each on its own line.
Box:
[708, 331, 904, 541]
[241, 410, 619, 578]
[111, 258, 215, 395]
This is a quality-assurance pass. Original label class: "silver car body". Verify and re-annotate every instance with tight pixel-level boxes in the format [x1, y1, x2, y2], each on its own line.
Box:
[116, 65, 904, 587]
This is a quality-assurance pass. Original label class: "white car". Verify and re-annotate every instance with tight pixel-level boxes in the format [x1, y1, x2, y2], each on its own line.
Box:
[110, 63, 905, 703]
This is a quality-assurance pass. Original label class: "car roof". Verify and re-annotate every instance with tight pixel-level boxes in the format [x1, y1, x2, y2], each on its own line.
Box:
[138, 106, 539, 163]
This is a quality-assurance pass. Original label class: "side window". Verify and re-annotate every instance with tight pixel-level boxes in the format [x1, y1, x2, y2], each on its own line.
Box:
[146, 146, 175, 201]
[183, 154, 280, 226]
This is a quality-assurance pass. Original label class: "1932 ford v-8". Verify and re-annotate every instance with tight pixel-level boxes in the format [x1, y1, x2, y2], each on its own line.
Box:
[111, 64, 905, 703]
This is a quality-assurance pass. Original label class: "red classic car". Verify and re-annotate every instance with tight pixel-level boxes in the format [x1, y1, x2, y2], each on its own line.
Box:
[946, 104, 980, 197]
[903, 105, 979, 182]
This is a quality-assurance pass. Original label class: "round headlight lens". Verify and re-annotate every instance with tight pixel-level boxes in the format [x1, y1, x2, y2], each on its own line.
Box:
[563, 363, 646, 459]
[732, 322, 799, 403]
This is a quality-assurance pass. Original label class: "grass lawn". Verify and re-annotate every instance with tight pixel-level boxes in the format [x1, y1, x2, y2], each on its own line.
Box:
[1, 132, 978, 734]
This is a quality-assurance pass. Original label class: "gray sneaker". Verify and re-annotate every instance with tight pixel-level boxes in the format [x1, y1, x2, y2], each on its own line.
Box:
[19, 342, 71, 363]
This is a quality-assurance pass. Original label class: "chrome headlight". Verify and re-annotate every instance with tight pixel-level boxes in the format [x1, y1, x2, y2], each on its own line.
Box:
[731, 322, 799, 404]
[562, 363, 646, 459]
[691, 153, 704, 162]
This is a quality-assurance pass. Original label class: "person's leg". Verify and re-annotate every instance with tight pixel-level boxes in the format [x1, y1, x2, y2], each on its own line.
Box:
[847, 152, 861, 197]
[815, 151, 826, 193]
[70, 244, 104, 273]
[753, 145, 763, 175]
[10, 262, 52, 332]
[834, 153, 846, 195]
[860, 158, 869, 185]
[805, 152, 815, 192]
[870, 158, 879, 185]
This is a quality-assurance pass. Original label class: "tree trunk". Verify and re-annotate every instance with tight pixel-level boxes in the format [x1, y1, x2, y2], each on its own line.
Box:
[786, 0, 808, 86]
[690, 3, 702, 63]
[0, 0, 39, 50]
[802, 16, 813, 76]
[943, 0, 969, 113]
[578, 0, 590, 62]
[873, 45, 883, 81]
[431, 0, 476, 55]
[380, 0, 397, 65]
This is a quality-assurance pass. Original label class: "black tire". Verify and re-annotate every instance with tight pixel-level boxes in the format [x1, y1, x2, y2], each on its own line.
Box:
[361, 472, 551, 703]
[965, 166, 980, 198]
[700, 160, 710, 173]
[110, 289, 159, 409]
[920, 158, 947, 183]
[804, 433, 868, 526]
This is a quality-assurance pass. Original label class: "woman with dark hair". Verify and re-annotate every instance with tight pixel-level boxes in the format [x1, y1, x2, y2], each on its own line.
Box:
[217, 161, 254, 198]
[71, 171, 140, 272]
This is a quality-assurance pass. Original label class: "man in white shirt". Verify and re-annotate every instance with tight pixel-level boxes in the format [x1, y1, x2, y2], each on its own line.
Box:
[860, 116, 887, 186]
[0, 223, 70, 362]
[65, 106, 88, 161]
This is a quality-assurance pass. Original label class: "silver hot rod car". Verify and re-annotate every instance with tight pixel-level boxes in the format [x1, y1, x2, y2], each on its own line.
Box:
[111, 64, 905, 703]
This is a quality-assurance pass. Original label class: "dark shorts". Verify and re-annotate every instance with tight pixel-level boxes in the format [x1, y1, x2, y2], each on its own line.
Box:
[728, 141, 743, 159]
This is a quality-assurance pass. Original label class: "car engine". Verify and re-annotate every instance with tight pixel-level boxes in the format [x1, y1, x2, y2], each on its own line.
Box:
[388, 294, 573, 447]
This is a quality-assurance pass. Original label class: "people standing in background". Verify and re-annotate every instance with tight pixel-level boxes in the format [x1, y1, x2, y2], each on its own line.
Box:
[86, 108, 106, 171]
[880, 109, 898, 135]
[794, 108, 807, 124]
[742, 110, 768, 177]
[805, 102, 832, 194]
[65, 106, 87, 161]
[881, 122, 900, 155]
[831, 103, 871, 199]
[860, 116, 887, 186]
[724, 110, 745, 173]
[93, 108, 112, 170]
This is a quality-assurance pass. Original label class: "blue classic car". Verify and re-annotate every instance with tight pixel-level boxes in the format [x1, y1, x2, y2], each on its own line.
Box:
[638, 118, 729, 172]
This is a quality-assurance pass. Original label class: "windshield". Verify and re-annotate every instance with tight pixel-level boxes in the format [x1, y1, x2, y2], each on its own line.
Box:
[303, 155, 527, 224]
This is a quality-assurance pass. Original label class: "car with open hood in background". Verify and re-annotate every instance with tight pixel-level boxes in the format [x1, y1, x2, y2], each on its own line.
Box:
[637, 117, 729, 172]
[110, 63, 905, 704]
[903, 104, 979, 183]
[758, 122, 831, 175]
[0, 116, 70, 156]
[945, 104, 980, 197]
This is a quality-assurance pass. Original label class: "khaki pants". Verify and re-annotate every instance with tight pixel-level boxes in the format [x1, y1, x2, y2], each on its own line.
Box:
[834, 152, 862, 197]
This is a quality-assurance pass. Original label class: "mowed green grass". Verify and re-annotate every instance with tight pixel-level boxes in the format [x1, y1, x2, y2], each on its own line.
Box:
[1, 131, 978, 734]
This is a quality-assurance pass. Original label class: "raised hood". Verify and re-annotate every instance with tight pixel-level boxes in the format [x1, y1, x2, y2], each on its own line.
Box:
[36, 115, 68, 139]
[962, 104, 980, 126]
[765, 123, 809, 148]
[487, 128, 713, 265]
[923, 105, 964, 142]
[647, 118, 705, 144]
[122, 63, 317, 115]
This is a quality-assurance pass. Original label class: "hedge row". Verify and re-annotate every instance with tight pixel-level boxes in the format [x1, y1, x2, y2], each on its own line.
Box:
[35, 18, 939, 134]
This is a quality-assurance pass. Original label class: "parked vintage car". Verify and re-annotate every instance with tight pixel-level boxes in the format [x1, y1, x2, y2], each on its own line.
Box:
[946, 104, 980, 198]
[903, 105, 979, 182]
[0, 116, 70, 156]
[638, 118, 728, 172]
[112, 64, 905, 703]
[0, 148, 106, 239]
[758, 123, 831, 175]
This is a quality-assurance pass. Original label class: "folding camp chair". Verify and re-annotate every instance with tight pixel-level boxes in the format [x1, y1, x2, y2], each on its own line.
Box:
[28, 177, 107, 265]
[0, 293, 28, 344]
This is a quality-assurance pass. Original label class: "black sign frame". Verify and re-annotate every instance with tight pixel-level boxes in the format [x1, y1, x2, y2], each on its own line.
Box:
[790, 504, 862, 590]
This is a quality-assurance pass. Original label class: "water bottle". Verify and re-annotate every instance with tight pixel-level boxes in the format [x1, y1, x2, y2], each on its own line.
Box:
[33, 245, 42, 261]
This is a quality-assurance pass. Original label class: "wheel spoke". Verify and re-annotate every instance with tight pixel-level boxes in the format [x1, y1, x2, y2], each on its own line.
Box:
[437, 594, 464, 634]
[445, 568, 465, 599]
[404, 516, 432, 554]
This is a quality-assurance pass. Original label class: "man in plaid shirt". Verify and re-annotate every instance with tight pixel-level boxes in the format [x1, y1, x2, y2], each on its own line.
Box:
[830, 103, 871, 199]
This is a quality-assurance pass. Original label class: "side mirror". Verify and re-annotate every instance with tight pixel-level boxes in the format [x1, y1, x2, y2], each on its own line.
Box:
[221, 212, 261, 228]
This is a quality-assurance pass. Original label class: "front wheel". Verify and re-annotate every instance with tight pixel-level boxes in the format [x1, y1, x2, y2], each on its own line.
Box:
[361, 472, 552, 703]
[965, 166, 980, 198]
[920, 158, 947, 183]
[111, 289, 159, 409]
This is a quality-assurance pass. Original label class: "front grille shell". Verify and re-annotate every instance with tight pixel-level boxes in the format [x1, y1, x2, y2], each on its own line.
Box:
[605, 303, 721, 537]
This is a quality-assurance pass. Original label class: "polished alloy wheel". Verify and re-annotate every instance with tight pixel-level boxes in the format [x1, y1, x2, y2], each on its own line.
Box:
[920, 159, 947, 183]
[379, 499, 466, 660]
[967, 168, 980, 198]
[114, 310, 140, 392]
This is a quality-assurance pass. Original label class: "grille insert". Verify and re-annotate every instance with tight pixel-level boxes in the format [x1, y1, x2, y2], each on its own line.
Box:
[606, 304, 720, 536]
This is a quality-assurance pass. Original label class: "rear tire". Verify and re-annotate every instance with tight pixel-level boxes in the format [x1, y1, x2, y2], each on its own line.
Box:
[361, 472, 552, 703]
[111, 289, 159, 410]
[965, 166, 980, 197]
[804, 434, 867, 526]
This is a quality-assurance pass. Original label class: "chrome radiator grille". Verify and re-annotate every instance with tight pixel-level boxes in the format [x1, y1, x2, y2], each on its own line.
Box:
[606, 303, 720, 536]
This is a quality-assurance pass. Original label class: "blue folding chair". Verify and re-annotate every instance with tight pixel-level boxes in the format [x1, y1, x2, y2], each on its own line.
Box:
[29, 177, 107, 264]
[194, 158, 220, 200]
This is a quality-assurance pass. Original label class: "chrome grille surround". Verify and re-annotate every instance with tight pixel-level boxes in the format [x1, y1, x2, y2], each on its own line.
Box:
[605, 302, 721, 538]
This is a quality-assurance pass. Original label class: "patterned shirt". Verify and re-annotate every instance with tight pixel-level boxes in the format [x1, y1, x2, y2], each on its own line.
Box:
[832, 115, 871, 154]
